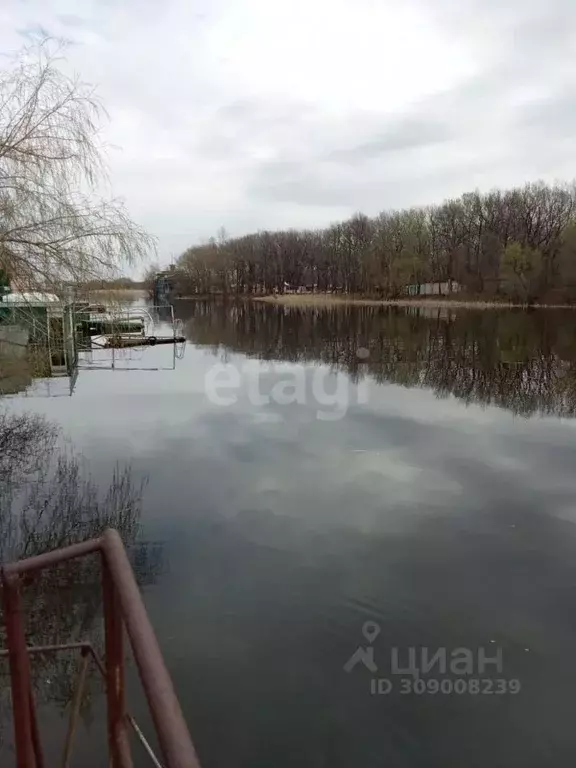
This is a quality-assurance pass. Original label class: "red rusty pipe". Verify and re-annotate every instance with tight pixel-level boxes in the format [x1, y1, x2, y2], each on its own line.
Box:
[0, 642, 107, 680]
[103, 560, 127, 768]
[116, 721, 134, 768]
[1, 530, 201, 767]
[1, 571, 36, 768]
[101, 529, 201, 768]
[2, 537, 102, 576]
[28, 679, 45, 768]
[0, 641, 93, 657]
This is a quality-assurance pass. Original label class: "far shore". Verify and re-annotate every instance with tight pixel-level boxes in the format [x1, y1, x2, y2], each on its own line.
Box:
[89, 288, 147, 302]
[250, 293, 576, 310]
[172, 293, 576, 310]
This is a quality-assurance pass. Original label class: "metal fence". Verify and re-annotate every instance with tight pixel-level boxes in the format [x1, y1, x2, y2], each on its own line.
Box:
[1, 529, 201, 768]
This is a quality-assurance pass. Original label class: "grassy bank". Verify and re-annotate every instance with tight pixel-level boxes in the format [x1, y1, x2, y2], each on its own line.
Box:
[252, 294, 576, 310]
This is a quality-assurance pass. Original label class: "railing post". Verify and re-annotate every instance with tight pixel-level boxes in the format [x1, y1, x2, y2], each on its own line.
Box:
[101, 529, 200, 768]
[1, 570, 36, 768]
[28, 678, 44, 768]
[102, 558, 130, 768]
[1, 532, 199, 768]
[61, 648, 90, 768]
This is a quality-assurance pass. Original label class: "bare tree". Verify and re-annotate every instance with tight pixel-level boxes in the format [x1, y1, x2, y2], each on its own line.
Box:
[174, 181, 576, 302]
[0, 39, 155, 293]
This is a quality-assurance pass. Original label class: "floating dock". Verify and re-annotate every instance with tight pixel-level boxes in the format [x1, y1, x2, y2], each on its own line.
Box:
[102, 335, 186, 349]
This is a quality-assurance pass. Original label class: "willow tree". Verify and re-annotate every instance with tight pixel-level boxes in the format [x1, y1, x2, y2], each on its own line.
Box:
[0, 40, 154, 292]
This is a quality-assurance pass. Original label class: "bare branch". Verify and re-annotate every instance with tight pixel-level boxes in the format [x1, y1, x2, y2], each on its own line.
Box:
[0, 39, 156, 292]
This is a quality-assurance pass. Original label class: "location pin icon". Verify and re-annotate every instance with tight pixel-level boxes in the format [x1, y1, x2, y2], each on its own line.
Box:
[362, 621, 381, 644]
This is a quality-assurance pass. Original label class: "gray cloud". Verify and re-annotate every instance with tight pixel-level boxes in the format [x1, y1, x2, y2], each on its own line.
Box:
[243, 0, 576, 212]
[56, 14, 92, 28]
[515, 92, 576, 138]
[2, 0, 576, 266]
[327, 117, 453, 163]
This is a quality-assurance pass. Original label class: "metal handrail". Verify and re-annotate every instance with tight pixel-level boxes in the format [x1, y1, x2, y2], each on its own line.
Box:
[1, 528, 201, 768]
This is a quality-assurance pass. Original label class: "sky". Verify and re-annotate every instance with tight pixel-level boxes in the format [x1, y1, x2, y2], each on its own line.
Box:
[1, 0, 576, 271]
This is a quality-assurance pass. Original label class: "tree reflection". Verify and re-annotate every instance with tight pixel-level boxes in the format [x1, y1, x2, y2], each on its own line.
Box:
[0, 410, 157, 750]
[179, 300, 576, 418]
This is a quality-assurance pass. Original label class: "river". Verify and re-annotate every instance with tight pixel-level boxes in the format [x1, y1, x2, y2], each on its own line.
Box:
[2, 299, 576, 767]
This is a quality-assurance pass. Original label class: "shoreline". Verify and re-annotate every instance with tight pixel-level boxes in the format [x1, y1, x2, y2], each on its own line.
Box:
[173, 294, 576, 310]
[250, 294, 576, 310]
[90, 288, 147, 299]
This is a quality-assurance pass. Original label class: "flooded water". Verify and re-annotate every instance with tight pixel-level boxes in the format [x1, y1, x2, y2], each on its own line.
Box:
[3, 300, 576, 767]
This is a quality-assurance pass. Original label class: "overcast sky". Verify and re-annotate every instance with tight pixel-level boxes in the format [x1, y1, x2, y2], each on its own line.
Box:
[1, 0, 575, 271]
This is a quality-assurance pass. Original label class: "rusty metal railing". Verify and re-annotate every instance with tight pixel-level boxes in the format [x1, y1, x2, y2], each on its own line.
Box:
[0, 528, 201, 768]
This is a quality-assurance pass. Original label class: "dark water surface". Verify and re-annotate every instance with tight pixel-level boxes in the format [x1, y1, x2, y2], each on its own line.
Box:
[4, 300, 576, 767]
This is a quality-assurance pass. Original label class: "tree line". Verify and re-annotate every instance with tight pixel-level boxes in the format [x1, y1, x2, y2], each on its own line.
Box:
[175, 182, 576, 303]
[177, 300, 576, 418]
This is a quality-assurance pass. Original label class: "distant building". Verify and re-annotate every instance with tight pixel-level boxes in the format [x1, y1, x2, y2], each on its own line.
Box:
[153, 272, 172, 304]
[152, 265, 184, 303]
[404, 281, 461, 297]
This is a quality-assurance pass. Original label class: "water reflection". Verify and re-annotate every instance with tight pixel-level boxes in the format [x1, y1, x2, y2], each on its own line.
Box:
[178, 300, 576, 418]
[4, 300, 576, 766]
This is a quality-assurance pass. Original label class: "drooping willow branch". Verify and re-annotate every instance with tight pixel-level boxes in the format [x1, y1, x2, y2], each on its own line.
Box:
[0, 39, 155, 292]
